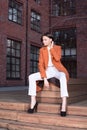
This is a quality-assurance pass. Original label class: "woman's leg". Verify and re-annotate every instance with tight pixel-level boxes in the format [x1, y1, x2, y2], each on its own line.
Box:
[53, 67, 69, 97]
[53, 67, 69, 116]
[28, 67, 56, 109]
[61, 97, 67, 111]
[28, 72, 42, 109]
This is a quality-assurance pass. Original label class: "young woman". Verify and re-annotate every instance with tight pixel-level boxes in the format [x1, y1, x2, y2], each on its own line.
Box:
[28, 32, 69, 117]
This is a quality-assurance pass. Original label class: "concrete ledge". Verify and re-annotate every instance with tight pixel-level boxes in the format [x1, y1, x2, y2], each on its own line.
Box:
[0, 86, 28, 92]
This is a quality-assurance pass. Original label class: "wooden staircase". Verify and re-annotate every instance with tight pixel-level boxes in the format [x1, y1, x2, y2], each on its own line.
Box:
[0, 78, 87, 130]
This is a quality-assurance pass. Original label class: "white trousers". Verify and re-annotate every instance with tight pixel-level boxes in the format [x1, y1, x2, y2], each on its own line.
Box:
[28, 66, 69, 97]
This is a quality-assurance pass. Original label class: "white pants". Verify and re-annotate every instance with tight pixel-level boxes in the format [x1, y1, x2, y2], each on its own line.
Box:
[28, 66, 69, 97]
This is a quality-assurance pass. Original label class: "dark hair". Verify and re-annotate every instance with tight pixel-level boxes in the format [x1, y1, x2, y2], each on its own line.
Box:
[41, 32, 54, 42]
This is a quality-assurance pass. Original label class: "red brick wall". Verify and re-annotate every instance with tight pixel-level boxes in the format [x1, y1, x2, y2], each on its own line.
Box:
[0, 0, 27, 86]
[76, 0, 87, 78]
[50, 0, 87, 78]
[27, 0, 50, 80]
[0, 0, 87, 87]
[0, 0, 50, 86]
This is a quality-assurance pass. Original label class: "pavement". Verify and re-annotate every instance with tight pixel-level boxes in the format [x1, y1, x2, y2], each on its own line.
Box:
[0, 86, 30, 103]
[0, 128, 7, 130]
[0, 86, 28, 92]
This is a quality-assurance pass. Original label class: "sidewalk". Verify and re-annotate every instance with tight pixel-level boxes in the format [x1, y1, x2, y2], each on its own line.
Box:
[0, 86, 28, 92]
[0, 86, 29, 103]
[0, 128, 7, 130]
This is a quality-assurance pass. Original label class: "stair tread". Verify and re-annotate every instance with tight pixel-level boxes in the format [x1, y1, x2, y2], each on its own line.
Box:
[0, 119, 86, 130]
[0, 101, 87, 115]
[0, 101, 87, 117]
[0, 101, 87, 109]
[0, 109, 87, 129]
[18, 112, 87, 129]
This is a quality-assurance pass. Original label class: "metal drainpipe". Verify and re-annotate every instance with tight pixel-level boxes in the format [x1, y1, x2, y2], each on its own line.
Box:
[25, 0, 28, 85]
[49, 0, 52, 33]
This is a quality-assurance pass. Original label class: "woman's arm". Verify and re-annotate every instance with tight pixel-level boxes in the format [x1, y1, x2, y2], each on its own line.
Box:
[38, 49, 47, 78]
[38, 48, 49, 88]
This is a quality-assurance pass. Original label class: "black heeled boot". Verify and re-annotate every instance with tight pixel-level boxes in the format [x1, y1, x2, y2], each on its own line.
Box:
[60, 111, 66, 117]
[27, 102, 38, 113]
[60, 104, 67, 117]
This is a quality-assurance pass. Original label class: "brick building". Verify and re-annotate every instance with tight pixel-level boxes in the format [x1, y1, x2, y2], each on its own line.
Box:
[0, 0, 87, 87]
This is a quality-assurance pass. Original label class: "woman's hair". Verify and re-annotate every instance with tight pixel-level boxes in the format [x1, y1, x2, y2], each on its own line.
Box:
[41, 32, 54, 42]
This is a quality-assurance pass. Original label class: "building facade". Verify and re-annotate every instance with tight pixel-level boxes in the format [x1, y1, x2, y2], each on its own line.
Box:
[0, 0, 87, 87]
[50, 0, 87, 79]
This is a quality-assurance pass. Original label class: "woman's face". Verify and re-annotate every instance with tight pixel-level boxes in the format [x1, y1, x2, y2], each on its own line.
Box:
[42, 36, 52, 47]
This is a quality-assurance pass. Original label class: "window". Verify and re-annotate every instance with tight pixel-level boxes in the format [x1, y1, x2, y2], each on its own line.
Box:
[34, 0, 41, 4]
[51, 0, 76, 16]
[8, 0, 23, 24]
[30, 45, 40, 73]
[6, 39, 21, 79]
[31, 10, 41, 32]
[53, 28, 77, 78]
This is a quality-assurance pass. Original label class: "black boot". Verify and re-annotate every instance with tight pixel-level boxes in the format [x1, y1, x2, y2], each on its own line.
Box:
[27, 102, 38, 113]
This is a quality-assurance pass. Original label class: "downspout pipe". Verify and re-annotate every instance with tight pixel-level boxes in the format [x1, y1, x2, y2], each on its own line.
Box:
[49, 0, 52, 33]
[25, 0, 28, 85]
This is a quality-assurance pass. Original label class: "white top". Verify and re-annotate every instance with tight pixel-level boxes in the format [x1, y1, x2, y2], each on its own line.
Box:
[47, 47, 53, 67]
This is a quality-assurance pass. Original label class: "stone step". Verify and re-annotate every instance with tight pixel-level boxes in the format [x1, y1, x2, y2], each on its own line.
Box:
[37, 78, 87, 104]
[37, 89, 87, 98]
[0, 119, 85, 130]
[0, 101, 87, 116]
[37, 94, 87, 104]
[0, 101, 29, 111]
[42, 84, 86, 92]
[38, 103, 87, 116]
[0, 109, 87, 129]
[37, 82, 87, 101]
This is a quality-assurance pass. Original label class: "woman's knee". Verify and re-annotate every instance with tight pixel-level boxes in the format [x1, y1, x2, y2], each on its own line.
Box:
[60, 72, 66, 80]
[28, 74, 34, 80]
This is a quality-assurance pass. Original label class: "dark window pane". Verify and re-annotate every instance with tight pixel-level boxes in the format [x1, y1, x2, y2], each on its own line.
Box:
[34, 0, 41, 4]
[30, 45, 40, 73]
[6, 39, 21, 79]
[53, 28, 77, 78]
[31, 10, 41, 32]
[51, 0, 76, 16]
[8, 0, 23, 24]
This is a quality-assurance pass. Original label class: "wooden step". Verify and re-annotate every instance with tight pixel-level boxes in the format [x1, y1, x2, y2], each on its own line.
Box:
[0, 109, 87, 129]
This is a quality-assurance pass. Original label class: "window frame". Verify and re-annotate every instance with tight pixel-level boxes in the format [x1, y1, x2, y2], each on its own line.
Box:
[30, 10, 41, 33]
[53, 28, 77, 78]
[6, 38, 21, 79]
[30, 45, 40, 74]
[34, 0, 41, 4]
[8, 0, 23, 25]
[51, 0, 76, 16]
